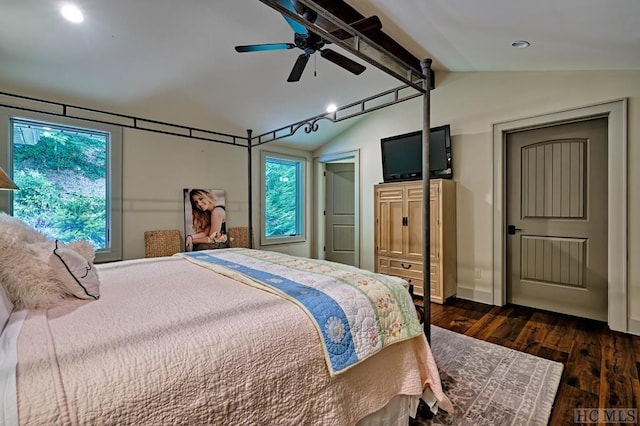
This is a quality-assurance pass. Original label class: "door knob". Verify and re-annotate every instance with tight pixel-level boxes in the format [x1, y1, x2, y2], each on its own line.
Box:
[507, 225, 522, 235]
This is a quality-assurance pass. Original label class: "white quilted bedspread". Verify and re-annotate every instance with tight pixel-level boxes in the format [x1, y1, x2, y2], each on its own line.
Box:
[15, 255, 451, 425]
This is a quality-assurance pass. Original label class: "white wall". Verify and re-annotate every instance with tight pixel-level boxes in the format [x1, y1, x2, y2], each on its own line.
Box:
[314, 70, 640, 332]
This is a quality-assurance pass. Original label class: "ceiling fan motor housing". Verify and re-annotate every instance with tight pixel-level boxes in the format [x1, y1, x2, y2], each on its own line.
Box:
[294, 32, 325, 55]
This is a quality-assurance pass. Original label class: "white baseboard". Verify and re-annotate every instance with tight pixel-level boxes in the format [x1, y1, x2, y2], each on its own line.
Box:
[626, 318, 640, 336]
[455, 285, 493, 305]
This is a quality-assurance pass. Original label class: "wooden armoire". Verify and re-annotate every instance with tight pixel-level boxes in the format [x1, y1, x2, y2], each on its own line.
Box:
[374, 179, 457, 303]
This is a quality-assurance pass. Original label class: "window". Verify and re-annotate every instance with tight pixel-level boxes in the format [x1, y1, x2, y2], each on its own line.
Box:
[260, 151, 305, 245]
[0, 108, 123, 263]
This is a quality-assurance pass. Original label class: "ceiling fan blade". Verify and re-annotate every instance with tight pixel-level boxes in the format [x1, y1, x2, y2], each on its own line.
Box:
[235, 43, 295, 53]
[329, 16, 382, 40]
[276, 0, 308, 35]
[320, 49, 366, 75]
[287, 54, 309, 82]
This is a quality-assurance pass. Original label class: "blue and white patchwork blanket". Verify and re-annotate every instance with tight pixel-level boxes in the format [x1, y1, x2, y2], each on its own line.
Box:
[176, 248, 422, 376]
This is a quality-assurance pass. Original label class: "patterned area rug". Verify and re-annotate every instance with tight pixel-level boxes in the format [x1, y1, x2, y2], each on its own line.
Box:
[412, 326, 564, 426]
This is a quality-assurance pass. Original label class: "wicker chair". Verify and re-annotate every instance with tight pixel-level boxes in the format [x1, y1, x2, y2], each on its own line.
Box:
[144, 229, 182, 258]
[227, 227, 253, 249]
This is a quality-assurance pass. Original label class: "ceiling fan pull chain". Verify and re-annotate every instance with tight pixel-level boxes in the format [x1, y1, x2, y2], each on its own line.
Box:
[314, 54, 317, 77]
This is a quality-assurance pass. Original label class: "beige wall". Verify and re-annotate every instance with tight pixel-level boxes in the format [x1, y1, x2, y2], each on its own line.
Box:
[314, 70, 640, 333]
[121, 129, 250, 259]
[121, 132, 314, 260]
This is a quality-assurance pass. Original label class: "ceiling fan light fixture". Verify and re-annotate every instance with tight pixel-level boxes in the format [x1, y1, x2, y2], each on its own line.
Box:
[511, 40, 530, 49]
[61, 4, 84, 23]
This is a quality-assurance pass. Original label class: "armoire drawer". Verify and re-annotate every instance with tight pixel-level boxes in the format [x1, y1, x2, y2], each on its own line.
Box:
[408, 277, 443, 299]
[386, 258, 423, 279]
[402, 277, 424, 297]
[376, 256, 447, 303]
[429, 263, 440, 296]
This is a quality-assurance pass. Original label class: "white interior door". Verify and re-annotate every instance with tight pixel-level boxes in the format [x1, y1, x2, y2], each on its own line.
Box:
[506, 118, 608, 321]
[325, 162, 355, 266]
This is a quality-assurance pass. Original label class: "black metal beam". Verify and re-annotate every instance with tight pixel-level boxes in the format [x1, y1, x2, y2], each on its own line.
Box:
[421, 59, 433, 342]
[246, 129, 254, 249]
[0, 92, 249, 147]
[253, 83, 422, 145]
[257, 0, 426, 92]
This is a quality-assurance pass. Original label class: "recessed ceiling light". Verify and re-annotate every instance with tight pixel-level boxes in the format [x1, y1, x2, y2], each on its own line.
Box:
[511, 40, 530, 49]
[61, 4, 84, 23]
[326, 104, 337, 113]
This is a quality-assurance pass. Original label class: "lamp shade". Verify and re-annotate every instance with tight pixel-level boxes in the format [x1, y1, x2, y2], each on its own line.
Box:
[0, 166, 18, 190]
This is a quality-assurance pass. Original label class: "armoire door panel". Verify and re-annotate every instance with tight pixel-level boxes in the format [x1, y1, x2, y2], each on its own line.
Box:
[429, 184, 440, 262]
[388, 200, 404, 255]
[406, 197, 423, 258]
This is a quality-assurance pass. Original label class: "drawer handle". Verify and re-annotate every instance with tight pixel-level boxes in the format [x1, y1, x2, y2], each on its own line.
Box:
[401, 263, 412, 269]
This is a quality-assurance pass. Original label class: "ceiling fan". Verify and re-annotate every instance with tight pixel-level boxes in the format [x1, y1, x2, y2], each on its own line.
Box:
[234, 0, 382, 82]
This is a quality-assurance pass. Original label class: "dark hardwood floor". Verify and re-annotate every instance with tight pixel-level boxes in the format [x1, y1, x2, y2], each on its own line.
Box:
[415, 297, 640, 425]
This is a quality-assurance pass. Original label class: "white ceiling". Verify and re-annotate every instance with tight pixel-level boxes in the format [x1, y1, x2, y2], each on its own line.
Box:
[1, 0, 638, 150]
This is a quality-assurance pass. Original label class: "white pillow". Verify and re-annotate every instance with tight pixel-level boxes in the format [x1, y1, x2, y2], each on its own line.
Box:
[49, 240, 100, 301]
[0, 283, 13, 334]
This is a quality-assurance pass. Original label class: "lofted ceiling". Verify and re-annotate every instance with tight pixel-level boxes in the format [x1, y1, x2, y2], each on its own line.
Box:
[1, 0, 638, 150]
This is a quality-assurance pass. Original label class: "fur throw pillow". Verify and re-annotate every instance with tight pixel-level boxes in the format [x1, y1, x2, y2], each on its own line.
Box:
[0, 213, 100, 310]
[0, 238, 69, 309]
[0, 212, 49, 244]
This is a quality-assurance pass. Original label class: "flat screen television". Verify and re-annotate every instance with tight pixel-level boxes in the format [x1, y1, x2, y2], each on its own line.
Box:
[380, 124, 452, 183]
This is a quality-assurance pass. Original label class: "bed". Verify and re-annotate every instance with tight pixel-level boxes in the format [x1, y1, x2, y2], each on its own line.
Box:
[0, 3, 445, 423]
[1, 242, 452, 425]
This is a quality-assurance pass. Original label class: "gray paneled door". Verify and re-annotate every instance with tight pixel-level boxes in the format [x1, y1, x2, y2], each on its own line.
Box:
[325, 162, 355, 266]
[506, 118, 608, 321]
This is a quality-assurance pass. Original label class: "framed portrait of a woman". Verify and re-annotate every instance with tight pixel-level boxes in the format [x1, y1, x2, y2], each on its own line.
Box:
[183, 188, 229, 251]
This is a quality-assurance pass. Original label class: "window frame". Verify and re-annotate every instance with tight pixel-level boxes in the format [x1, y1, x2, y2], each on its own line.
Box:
[0, 107, 123, 263]
[260, 150, 306, 246]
